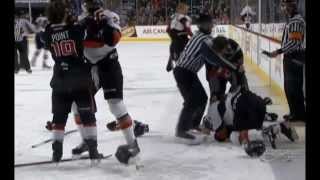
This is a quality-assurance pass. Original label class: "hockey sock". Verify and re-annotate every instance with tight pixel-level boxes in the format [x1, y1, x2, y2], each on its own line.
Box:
[75, 114, 86, 140]
[52, 123, 65, 143]
[239, 130, 249, 144]
[107, 99, 136, 145]
[82, 123, 97, 140]
[118, 114, 136, 145]
[72, 102, 85, 140]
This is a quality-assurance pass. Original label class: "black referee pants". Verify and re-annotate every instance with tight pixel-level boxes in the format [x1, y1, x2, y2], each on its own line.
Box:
[173, 67, 208, 132]
[15, 38, 31, 71]
[283, 56, 305, 121]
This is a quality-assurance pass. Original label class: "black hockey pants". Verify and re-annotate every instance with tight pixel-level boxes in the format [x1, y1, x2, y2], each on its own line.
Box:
[283, 56, 305, 121]
[173, 67, 208, 132]
[15, 38, 31, 71]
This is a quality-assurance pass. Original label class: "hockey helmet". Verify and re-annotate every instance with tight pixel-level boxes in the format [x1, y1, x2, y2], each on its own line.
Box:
[196, 13, 213, 34]
[244, 140, 266, 157]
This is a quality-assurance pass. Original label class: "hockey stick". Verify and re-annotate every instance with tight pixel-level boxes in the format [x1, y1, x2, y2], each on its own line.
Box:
[15, 154, 112, 168]
[31, 129, 78, 148]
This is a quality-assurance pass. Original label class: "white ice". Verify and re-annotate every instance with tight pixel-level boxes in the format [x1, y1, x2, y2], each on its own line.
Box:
[15, 41, 305, 180]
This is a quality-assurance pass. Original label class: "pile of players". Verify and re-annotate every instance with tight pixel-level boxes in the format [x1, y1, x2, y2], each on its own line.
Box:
[166, 2, 299, 157]
[41, 0, 151, 165]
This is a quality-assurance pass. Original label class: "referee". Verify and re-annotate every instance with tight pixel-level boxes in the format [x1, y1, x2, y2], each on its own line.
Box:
[268, 0, 306, 123]
[173, 14, 213, 144]
[14, 10, 36, 74]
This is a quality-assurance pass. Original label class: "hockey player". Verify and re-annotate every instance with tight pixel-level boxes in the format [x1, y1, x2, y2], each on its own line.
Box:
[205, 36, 249, 102]
[166, 2, 193, 72]
[14, 10, 37, 74]
[201, 82, 299, 157]
[70, 0, 140, 165]
[43, 0, 102, 163]
[30, 15, 51, 69]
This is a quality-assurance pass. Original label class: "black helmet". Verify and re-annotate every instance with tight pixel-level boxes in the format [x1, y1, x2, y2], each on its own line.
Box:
[244, 140, 266, 157]
[196, 13, 213, 25]
[196, 13, 213, 34]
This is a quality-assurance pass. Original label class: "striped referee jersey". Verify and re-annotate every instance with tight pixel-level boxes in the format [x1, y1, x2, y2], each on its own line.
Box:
[14, 17, 36, 42]
[278, 13, 306, 54]
[176, 31, 212, 73]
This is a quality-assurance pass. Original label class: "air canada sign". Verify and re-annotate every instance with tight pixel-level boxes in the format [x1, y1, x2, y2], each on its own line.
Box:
[135, 25, 229, 38]
[135, 26, 169, 38]
[212, 25, 229, 37]
[143, 28, 167, 34]
[215, 26, 226, 33]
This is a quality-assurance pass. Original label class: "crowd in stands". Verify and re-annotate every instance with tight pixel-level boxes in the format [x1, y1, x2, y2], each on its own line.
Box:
[129, 0, 231, 26]
[17, 0, 231, 27]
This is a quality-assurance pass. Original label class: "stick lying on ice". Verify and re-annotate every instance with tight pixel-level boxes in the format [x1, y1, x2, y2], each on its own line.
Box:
[31, 129, 78, 148]
[15, 154, 112, 168]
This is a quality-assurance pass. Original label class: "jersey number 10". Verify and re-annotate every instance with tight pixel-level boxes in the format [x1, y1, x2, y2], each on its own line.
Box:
[51, 40, 77, 57]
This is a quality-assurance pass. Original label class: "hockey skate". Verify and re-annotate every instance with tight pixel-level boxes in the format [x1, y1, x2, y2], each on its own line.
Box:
[106, 120, 149, 137]
[84, 139, 103, 165]
[71, 142, 89, 158]
[280, 122, 299, 142]
[52, 141, 63, 163]
[115, 139, 141, 165]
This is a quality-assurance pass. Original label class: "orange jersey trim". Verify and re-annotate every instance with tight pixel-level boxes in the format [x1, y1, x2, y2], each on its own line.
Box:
[112, 31, 122, 46]
[289, 32, 303, 40]
[83, 40, 105, 48]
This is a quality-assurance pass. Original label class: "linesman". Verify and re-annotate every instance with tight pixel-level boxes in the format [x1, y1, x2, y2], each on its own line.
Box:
[267, 0, 306, 123]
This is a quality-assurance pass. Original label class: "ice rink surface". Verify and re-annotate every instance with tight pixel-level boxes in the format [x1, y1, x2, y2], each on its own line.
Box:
[15, 41, 305, 180]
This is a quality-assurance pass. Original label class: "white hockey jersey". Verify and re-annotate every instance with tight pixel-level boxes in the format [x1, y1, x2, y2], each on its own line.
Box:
[204, 87, 242, 130]
[81, 9, 121, 63]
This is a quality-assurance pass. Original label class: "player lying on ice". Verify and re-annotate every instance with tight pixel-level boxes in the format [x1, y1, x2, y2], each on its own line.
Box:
[200, 85, 299, 157]
[199, 36, 299, 157]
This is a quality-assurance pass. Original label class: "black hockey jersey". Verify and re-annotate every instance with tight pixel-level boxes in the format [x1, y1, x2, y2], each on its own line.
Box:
[205, 88, 266, 131]
[43, 23, 92, 91]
